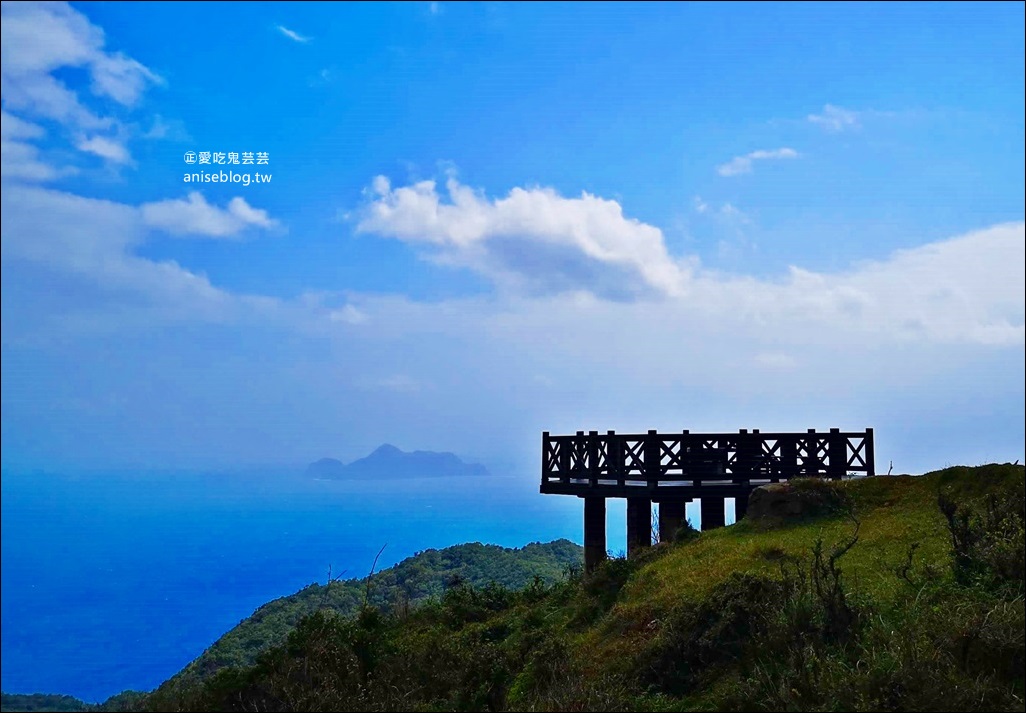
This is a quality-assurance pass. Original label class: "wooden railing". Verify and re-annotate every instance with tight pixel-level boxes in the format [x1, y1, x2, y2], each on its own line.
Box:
[541, 428, 874, 492]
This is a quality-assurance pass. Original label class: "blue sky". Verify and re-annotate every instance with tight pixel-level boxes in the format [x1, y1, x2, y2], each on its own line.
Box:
[1, 1, 1023, 473]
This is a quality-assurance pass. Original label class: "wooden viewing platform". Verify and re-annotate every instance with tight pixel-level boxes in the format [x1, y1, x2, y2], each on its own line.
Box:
[540, 428, 875, 571]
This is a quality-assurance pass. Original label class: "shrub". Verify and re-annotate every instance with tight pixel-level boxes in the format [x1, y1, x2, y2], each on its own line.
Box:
[938, 485, 1025, 597]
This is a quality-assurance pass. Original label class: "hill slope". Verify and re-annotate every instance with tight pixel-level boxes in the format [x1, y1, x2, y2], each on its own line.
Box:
[149, 463, 1024, 712]
[167, 539, 582, 687]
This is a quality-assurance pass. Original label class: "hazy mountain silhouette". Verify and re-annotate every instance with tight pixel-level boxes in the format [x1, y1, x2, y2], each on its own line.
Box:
[305, 444, 489, 479]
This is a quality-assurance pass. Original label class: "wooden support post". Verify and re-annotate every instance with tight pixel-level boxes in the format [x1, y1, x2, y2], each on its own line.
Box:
[626, 497, 652, 556]
[701, 495, 726, 530]
[583, 496, 606, 573]
[658, 499, 686, 543]
[734, 491, 749, 522]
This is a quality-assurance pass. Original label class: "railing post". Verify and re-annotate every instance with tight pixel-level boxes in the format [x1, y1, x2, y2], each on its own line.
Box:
[736, 428, 747, 477]
[575, 431, 585, 479]
[780, 436, 797, 482]
[738, 428, 760, 481]
[608, 430, 623, 487]
[645, 429, 660, 489]
[541, 431, 549, 486]
[559, 435, 570, 484]
[680, 429, 692, 481]
[751, 428, 762, 480]
[828, 428, 846, 480]
[866, 428, 875, 476]
[806, 428, 818, 476]
[588, 430, 599, 487]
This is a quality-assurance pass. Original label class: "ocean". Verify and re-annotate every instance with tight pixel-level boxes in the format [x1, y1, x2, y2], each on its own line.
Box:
[0, 467, 592, 703]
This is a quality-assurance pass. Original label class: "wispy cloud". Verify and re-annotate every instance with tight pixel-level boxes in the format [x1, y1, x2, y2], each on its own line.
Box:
[141, 192, 280, 238]
[808, 104, 860, 132]
[0, 2, 162, 114]
[141, 115, 191, 142]
[0, 2, 163, 166]
[76, 135, 132, 165]
[716, 147, 798, 177]
[1, 110, 73, 182]
[276, 25, 311, 43]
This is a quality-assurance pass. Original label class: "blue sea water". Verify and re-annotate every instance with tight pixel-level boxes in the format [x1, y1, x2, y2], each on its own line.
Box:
[0, 468, 594, 703]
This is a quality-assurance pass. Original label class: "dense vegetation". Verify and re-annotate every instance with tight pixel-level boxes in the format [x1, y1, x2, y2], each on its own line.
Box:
[166, 540, 583, 687]
[0, 694, 93, 712]
[0, 691, 147, 713]
[143, 463, 1023, 712]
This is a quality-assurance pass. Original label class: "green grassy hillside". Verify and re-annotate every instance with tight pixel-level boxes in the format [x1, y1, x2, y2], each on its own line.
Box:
[146, 464, 1024, 712]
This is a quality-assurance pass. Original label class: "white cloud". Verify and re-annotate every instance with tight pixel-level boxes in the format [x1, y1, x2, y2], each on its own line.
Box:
[1, 2, 162, 110]
[276, 25, 311, 43]
[0, 183, 297, 342]
[717, 147, 799, 177]
[1, 110, 44, 141]
[357, 176, 692, 298]
[1, 109, 69, 181]
[808, 104, 860, 132]
[0, 137, 64, 182]
[76, 135, 132, 164]
[1, 66, 110, 130]
[328, 304, 368, 324]
[0, 2, 163, 163]
[89, 51, 162, 105]
[356, 176, 1023, 348]
[0, 2, 101, 77]
[141, 192, 280, 237]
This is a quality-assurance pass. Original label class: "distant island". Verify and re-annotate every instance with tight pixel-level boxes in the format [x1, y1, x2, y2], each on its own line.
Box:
[305, 444, 489, 479]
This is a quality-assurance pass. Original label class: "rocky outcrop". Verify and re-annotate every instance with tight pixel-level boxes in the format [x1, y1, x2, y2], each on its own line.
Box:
[745, 479, 847, 524]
